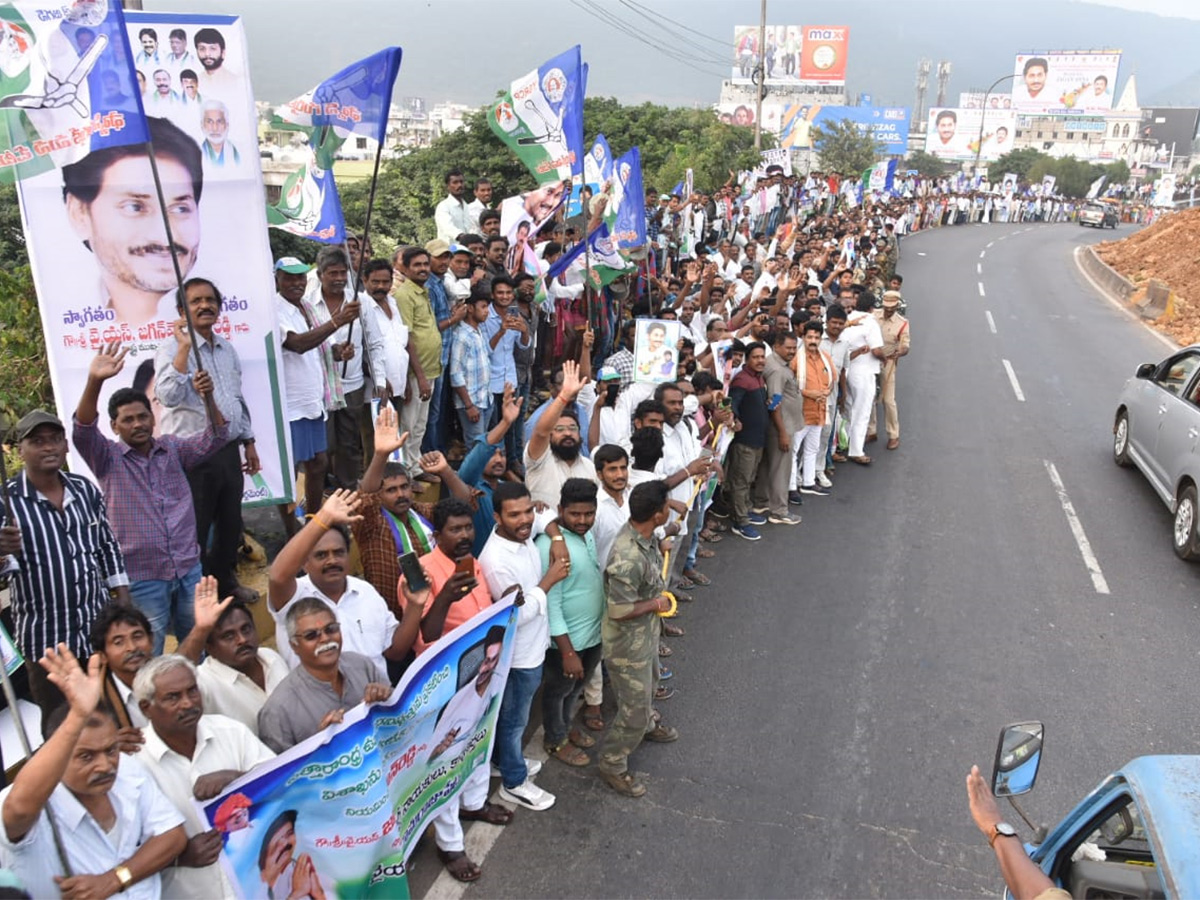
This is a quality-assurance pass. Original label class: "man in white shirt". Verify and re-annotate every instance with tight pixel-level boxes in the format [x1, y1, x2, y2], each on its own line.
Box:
[361, 259, 410, 407]
[524, 361, 596, 506]
[134, 656, 275, 900]
[819, 304, 850, 488]
[435, 169, 473, 242]
[0, 647, 187, 900]
[444, 244, 478, 302]
[478, 482, 568, 811]
[466, 177, 493, 229]
[268, 491, 426, 681]
[842, 296, 886, 464]
[179, 582, 290, 736]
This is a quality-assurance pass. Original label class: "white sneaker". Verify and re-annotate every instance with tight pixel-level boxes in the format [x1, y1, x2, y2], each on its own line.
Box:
[816, 472, 833, 488]
[490, 758, 542, 778]
[499, 778, 556, 811]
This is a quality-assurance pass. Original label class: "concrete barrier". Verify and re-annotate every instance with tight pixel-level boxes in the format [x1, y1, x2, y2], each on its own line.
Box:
[1079, 245, 1137, 305]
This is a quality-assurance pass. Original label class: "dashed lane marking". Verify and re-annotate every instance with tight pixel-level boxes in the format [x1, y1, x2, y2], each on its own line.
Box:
[1001, 359, 1025, 402]
[1044, 460, 1111, 594]
[985, 310, 997, 334]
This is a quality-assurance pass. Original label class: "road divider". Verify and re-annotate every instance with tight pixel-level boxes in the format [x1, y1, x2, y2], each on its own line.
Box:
[1043, 460, 1111, 594]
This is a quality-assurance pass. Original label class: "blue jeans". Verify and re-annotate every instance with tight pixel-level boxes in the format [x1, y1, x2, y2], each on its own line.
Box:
[422, 374, 446, 453]
[130, 562, 202, 655]
[684, 519, 703, 570]
[457, 403, 491, 451]
[492, 663, 543, 789]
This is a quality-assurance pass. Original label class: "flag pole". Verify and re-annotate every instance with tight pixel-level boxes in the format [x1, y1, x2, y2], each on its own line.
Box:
[145, 144, 217, 424]
[340, 135, 387, 377]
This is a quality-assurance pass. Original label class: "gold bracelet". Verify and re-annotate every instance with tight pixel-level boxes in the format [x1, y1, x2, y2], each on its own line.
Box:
[313, 514, 331, 531]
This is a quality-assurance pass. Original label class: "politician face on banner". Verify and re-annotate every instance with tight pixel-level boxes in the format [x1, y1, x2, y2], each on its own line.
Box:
[1010, 51, 1122, 115]
[924, 107, 1016, 161]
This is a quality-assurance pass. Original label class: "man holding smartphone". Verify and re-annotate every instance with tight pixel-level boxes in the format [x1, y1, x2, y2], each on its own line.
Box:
[481, 276, 531, 467]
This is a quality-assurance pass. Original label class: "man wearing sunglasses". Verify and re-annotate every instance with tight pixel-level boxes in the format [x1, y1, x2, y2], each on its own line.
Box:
[257, 597, 392, 753]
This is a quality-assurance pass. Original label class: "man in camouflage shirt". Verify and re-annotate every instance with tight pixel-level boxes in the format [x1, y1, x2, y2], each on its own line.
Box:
[598, 480, 679, 798]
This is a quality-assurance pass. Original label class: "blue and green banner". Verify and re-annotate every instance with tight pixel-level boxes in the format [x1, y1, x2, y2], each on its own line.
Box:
[201, 599, 517, 899]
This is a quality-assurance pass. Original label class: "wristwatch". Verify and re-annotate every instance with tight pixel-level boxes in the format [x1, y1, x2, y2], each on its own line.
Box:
[114, 864, 133, 891]
[988, 822, 1018, 847]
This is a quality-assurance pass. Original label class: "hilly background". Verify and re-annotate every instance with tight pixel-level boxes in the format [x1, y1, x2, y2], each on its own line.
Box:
[144, 0, 1200, 110]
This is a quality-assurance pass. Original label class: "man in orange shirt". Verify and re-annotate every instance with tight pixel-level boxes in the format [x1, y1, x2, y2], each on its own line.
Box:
[794, 321, 835, 496]
[400, 498, 507, 883]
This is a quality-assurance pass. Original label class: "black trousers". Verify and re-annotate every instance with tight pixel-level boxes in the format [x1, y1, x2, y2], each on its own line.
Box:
[188, 440, 245, 596]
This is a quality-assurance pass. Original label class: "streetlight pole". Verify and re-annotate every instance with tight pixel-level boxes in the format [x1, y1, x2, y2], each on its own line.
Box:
[973, 73, 1018, 180]
[754, 0, 766, 150]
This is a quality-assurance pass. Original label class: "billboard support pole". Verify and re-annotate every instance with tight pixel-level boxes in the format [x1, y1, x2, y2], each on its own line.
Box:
[754, 0, 766, 150]
[974, 73, 1018, 179]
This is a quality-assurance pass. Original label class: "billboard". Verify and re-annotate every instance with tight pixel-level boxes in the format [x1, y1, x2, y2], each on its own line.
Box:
[730, 24, 847, 85]
[16, 11, 293, 505]
[778, 104, 909, 152]
[716, 102, 784, 134]
[1010, 51, 1121, 115]
[925, 108, 1017, 161]
[960, 91, 1012, 111]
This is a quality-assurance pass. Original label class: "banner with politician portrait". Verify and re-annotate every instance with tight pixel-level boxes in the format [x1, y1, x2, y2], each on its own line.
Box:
[633, 318, 682, 385]
[924, 107, 1017, 161]
[1010, 51, 1122, 115]
[201, 599, 518, 899]
[16, 11, 292, 505]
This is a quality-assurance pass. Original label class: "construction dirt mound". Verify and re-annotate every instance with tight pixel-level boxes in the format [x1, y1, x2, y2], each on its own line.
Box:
[1096, 206, 1200, 345]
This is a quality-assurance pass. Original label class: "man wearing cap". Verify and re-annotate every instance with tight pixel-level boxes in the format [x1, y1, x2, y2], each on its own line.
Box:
[870, 292, 910, 451]
[424, 238, 468, 454]
[274, 256, 358, 534]
[1, 410, 130, 713]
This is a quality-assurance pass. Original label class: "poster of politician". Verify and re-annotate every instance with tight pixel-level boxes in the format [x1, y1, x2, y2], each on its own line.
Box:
[203, 600, 518, 899]
[16, 11, 291, 505]
[924, 107, 1017, 161]
[1010, 51, 1122, 115]
[634, 318, 682, 384]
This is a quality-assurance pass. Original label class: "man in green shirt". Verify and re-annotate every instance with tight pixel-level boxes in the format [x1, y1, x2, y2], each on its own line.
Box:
[393, 246, 442, 471]
[598, 480, 679, 798]
[536, 478, 604, 767]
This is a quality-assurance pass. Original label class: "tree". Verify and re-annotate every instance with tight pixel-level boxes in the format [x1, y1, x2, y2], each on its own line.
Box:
[905, 150, 949, 178]
[990, 147, 1049, 181]
[339, 97, 762, 248]
[1102, 159, 1130, 186]
[810, 118, 882, 175]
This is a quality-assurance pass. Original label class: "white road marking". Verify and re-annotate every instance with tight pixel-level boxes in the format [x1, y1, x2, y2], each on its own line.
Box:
[916, 251, 927, 256]
[1043, 460, 1111, 594]
[986, 241, 995, 248]
[998, 234, 1007, 241]
[985, 310, 997, 333]
[977, 262, 982, 274]
[424, 728, 549, 899]
[1001, 359, 1025, 401]
[979, 250, 986, 259]
[978, 282, 986, 297]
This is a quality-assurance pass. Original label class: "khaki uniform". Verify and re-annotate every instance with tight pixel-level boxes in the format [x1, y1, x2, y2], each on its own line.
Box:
[599, 523, 664, 775]
[869, 310, 910, 441]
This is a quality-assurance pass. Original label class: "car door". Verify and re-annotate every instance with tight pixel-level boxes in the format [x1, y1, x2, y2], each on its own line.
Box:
[1145, 351, 1200, 490]
[1156, 365, 1200, 502]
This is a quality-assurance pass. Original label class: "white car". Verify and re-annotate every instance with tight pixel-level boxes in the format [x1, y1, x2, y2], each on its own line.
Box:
[1113, 346, 1200, 559]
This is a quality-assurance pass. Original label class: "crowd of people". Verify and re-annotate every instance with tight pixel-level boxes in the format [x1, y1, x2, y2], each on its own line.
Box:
[0, 156, 945, 894]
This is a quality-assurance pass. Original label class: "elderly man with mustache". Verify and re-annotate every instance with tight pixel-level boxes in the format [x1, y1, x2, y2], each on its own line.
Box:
[267, 490, 429, 682]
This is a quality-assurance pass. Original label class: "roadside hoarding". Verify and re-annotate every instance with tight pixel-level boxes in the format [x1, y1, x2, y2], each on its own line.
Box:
[1010, 51, 1122, 115]
[924, 107, 1017, 161]
[730, 24, 847, 85]
[777, 104, 909, 152]
[799, 26, 849, 84]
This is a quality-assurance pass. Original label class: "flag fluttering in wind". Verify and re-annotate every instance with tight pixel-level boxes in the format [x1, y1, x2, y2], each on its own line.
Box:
[605, 146, 646, 251]
[266, 47, 402, 243]
[488, 46, 585, 185]
[0, 1, 148, 183]
[861, 159, 897, 195]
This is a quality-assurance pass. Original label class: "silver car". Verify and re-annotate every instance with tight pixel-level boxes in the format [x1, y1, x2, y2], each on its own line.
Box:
[1113, 347, 1200, 559]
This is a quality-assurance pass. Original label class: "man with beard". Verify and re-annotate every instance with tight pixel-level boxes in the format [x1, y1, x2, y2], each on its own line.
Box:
[479, 483, 569, 811]
[181, 578, 289, 736]
[135, 655, 274, 899]
[267, 491, 427, 681]
[156, 277, 261, 607]
[193, 27, 238, 99]
[90, 604, 156, 743]
[258, 599, 393, 753]
[200, 99, 240, 167]
[352, 407, 435, 612]
[74, 342, 229, 656]
[525, 360, 595, 506]
[62, 115, 202, 327]
[0, 647, 187, 899]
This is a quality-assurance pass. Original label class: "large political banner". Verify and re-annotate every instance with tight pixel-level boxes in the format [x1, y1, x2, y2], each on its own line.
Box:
[730, 24, 847, 85]
[778, 104, 909, 152]
[17, 12, 291, 505]
[1010, 51, 1122, 115]
[202, 599, 518, 899]
[924, 107, 1017, 161]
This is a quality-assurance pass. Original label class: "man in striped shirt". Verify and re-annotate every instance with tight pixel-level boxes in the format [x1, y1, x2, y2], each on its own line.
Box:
[1, 410, 130, 714]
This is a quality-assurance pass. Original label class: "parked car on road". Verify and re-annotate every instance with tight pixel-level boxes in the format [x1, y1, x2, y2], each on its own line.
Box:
[1113, 347, 1200, 559]
[1080, 201, 1119, 228]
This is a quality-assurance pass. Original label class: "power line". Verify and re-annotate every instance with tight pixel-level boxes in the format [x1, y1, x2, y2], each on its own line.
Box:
[571, 0, 728, 79]
[622, 0, 732, 49]
[615, 0, 732, 67]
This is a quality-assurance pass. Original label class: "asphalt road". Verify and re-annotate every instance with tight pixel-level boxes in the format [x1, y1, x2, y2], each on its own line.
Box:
[406, 220, 1200, 899]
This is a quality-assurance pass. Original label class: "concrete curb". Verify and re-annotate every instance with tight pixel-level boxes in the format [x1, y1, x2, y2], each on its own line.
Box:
[1078, 244, 1136, 303]
[1073, 246, 1178, 352]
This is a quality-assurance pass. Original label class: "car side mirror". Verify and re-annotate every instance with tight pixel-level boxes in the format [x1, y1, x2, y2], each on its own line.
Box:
[992, 721, 1043, 797]
[1135, 363, 1156, 379]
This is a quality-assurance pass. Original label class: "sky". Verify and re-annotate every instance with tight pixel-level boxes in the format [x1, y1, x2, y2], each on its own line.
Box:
[139, 0, 1200, 109]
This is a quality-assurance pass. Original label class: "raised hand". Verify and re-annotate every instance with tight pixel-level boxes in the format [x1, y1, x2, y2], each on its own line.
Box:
[373, 405, 409, 457]
[87, 342, 128, 382]
[418, 451, 449, 475]
[318, 489, 364, 527]
[500, 383, 524, 424]
[193, 576, 233, 632]
[559, 360, 588, 402]
[39, 645, 103, 718]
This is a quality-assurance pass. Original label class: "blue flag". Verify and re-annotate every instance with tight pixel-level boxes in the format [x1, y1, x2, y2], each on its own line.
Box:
[607, 147, 646, 251]
[267, 47, 403, 243]
[566, 132, 612, 217]
[0, 1, 149, 183]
